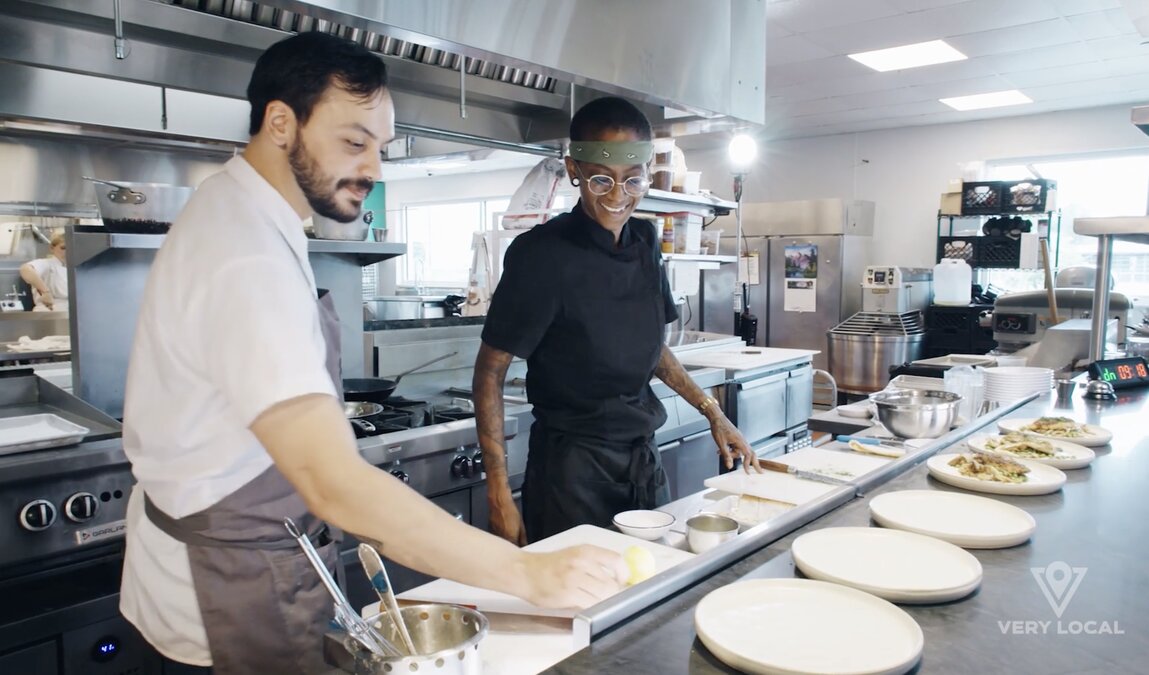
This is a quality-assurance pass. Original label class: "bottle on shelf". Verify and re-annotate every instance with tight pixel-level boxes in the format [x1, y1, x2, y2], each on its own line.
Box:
[933, 258, 973, 306]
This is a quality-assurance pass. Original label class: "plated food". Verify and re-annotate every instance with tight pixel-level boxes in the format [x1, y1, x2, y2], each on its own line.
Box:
[948, 452, 1029, 483]
[926, 453, 1066, 496]
[967, 433, 1095, 470]
[998, 417, 1113, 447]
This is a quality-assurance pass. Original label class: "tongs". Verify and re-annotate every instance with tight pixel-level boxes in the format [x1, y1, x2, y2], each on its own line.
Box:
[283, 518, 400, 658]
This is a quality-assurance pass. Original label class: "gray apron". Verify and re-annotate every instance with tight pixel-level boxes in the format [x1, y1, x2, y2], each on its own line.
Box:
[143, 232, 346, 674]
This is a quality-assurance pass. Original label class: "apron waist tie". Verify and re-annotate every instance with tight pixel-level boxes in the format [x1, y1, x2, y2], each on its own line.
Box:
[143, 493, 333, 552]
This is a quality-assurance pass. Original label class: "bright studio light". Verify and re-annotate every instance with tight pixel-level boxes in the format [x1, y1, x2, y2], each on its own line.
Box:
[728, 134, 758, 170]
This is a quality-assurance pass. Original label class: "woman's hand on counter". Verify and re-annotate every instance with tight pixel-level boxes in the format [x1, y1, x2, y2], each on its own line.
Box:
[707, 413, 760, 473]
[517, 545, 628, 609]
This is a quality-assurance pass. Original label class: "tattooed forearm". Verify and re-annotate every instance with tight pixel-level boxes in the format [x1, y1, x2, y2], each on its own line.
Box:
[473, 342, 514, 480]
[654, 344, 714, 411]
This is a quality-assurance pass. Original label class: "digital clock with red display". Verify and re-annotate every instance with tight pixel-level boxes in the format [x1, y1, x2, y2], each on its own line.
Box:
[1087, 356, 1149, 389]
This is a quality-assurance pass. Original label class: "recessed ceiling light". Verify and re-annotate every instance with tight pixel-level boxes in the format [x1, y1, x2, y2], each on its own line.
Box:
[848, 39, 967, 72]
[939, 90, 1033, 111]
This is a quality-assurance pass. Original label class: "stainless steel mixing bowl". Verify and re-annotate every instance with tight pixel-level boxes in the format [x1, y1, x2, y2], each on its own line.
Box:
[869, 389, 962, 439]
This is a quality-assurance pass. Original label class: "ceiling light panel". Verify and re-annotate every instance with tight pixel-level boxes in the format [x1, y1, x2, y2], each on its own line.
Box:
[939, 89, 1033, 110]
[848, 39, 968, 72]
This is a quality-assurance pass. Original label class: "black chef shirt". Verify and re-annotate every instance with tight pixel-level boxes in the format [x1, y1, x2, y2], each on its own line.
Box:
[482, 203, 679, 441]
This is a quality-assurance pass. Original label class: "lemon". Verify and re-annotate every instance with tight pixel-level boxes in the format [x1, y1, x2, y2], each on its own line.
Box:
[623, 545, 657, 586]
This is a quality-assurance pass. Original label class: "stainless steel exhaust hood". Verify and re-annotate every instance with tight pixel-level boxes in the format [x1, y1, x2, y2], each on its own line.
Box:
[0, 0, 765, 150]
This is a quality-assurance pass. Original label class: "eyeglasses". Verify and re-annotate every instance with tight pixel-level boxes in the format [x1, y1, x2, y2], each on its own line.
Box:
[574, 164, 651, 197]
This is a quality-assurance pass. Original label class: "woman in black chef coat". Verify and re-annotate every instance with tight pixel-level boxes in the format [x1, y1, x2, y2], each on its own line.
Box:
[474, 97, 757, 544]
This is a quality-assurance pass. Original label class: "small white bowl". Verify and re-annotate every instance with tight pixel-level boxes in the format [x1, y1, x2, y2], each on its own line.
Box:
[612, 510, 676, 541]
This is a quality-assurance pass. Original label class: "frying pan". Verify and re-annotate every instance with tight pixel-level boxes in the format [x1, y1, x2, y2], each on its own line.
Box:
[344, 401, 385, 435]
[344, 351, 458, 404]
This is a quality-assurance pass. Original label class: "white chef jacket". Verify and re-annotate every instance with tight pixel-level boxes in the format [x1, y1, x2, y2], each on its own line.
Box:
[25, 256, 68, 311]
[119, 156, 337, 665]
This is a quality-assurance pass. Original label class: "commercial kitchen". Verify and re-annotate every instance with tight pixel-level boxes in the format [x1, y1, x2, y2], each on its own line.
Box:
[1, 2, 1149, 674]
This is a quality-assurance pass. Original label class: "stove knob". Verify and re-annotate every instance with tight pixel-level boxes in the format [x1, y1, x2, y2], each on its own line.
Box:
[450, 455, 473, 479]
[19, 499, 57, 532]
[471, 453, 484, 476]
[64, 492, 99, 523]
[389, 469, 409, 484]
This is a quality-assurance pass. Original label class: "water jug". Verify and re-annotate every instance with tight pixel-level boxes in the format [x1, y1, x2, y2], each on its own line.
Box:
[933, 258, 972, 306]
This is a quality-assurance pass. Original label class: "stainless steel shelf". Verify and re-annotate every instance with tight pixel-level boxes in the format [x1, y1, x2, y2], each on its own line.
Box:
[662, 253, 736, 264]
[637, 189, 737, 218]
[70, 228, 407, 267]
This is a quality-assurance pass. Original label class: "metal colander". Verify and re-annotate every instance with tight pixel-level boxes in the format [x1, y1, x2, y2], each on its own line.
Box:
[338, 604, 488, 674]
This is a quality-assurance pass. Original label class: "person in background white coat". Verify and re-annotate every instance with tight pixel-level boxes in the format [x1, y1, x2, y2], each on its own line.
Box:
[19, 232, 68, 311]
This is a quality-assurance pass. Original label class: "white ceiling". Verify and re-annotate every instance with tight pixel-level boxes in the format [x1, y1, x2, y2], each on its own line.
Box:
[763, 0, 1149, 138]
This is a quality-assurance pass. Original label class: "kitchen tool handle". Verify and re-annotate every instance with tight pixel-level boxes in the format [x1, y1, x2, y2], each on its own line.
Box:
[389, 351, 459, 382]
[835, 434, 905, 446]
[284, 519, 398, 657]
[358, 544, 418, 656]
[81, 175, 130, 190]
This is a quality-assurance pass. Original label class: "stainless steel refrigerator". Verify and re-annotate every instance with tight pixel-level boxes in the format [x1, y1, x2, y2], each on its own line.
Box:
[700, 198, 874, 372]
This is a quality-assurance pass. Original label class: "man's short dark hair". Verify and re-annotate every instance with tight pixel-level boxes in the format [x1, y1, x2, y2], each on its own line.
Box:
[247, 31, 388, 135]
[569, 96, 653, 142]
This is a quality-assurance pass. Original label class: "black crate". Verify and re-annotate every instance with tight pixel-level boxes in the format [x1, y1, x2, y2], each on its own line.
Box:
[1003, 179, 1056, 213]
[936, 236, 978, 264]
[978, 236, 1021, 268]
[961, 181, 1004, 215]
[926, 304, 992, 334]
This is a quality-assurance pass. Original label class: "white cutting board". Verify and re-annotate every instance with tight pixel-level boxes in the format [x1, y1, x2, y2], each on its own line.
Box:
[396, 525, 694, 618]
[705, 470, 841, 506]
[777, 446, 893, 481]
[676, 347, 818, 373]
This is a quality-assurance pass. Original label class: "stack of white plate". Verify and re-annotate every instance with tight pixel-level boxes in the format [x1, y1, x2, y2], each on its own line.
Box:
[983, 366, 1053, 402]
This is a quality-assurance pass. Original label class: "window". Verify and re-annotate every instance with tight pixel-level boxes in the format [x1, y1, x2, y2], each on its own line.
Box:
[986, 154, 1149, 311]
[388, 194, 572, 291]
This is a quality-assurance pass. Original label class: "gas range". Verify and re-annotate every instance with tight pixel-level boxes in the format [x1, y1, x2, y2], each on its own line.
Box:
[352, 395, 516, 499]
[349, 396, 477, 438]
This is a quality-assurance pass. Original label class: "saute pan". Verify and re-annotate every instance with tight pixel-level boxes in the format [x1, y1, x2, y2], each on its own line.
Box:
[344, 352, 458, 404]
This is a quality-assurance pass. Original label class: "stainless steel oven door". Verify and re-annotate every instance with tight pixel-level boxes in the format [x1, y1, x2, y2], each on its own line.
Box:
[732, 372, 788, 446]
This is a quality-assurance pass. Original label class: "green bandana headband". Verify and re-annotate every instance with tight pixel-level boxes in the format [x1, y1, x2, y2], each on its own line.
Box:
[568, 140, 654, 165]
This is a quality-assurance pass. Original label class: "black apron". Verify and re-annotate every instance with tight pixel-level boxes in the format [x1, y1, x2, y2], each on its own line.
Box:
[142, 231, 345, 674]
[522, 421, 670, 543]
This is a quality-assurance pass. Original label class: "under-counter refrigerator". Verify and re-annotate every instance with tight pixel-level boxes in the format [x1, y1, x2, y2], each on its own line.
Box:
[700, 198, 874, 372]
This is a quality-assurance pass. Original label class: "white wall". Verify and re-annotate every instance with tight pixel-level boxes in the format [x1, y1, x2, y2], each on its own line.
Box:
[684, 104, 1149, 268]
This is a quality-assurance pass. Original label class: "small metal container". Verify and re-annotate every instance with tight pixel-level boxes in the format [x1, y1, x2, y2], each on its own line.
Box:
[686, 513, 739, 554]
[869, 389, 962, 439]
[313, 214, 369, 240]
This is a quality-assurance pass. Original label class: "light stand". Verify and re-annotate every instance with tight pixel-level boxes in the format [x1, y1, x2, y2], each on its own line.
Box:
[728, 134, 758, 342]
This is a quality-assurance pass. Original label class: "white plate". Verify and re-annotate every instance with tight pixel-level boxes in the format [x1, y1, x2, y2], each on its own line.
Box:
[926, 453, 1066, 495]
[694, 578, 923, 675]
[790, 527, 982, 603]
[998, 417, 1113, 447]
[966, 434, 1095, 470]
[869, 490, 1036, 549]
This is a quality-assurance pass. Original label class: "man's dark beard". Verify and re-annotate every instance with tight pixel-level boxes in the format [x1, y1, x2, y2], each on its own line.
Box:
[288, 133, 373, 223]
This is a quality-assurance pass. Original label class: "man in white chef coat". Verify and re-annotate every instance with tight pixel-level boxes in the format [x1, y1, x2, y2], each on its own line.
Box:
[120, 32, 625, 675]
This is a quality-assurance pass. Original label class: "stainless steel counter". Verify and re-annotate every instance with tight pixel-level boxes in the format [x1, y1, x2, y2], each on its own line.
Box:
[545, 388, 1148, 674]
